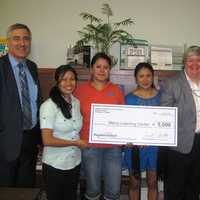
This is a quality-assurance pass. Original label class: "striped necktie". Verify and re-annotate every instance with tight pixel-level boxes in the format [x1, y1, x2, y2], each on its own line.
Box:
[18, 62, 32, 130]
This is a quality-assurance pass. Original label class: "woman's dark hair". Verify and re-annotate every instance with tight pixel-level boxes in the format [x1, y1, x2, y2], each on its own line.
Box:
[49, 65, 78, 119]
[91, 52, 112, 67]
[134, 62, 155, 88]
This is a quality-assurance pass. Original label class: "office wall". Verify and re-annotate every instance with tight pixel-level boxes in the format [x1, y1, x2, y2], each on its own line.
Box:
[1, 0, 200, 68]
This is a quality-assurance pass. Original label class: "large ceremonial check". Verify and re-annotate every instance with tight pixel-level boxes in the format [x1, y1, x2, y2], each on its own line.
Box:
[89, 104, 178, 146]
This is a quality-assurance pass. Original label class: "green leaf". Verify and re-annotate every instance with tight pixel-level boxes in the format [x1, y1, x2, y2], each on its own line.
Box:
[80, 12, 102, 24]
[76, 3, 134, 55]
[114, 18, 134, 27]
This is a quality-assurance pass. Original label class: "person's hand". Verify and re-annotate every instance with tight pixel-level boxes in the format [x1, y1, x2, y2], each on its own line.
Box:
[76, 139, 88, 149]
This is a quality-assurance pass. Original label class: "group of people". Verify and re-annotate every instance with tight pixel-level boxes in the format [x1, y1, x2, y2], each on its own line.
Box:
[0, 23, 199, 200]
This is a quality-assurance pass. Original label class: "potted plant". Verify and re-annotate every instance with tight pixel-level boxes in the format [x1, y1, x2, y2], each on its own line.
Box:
[75, 3, 134, 64]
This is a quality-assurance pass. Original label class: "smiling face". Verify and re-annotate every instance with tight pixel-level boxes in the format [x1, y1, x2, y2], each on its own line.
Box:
[185, 55, 200, 81]
[7, 28, 31, 61]
[58, 71, 77, 97]
[136, 67, 154, 89]
[90, 58, 111, 83]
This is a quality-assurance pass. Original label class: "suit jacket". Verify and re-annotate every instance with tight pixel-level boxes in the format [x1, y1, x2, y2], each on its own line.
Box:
[0, 54, 42, 162]
[160, 71, 196, 154]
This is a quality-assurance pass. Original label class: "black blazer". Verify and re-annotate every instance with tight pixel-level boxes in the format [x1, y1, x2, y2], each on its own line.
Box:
[0, 54, 42, 162]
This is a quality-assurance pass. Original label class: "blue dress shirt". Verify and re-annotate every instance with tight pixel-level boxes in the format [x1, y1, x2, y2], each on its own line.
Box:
[8, 54, 38, 128]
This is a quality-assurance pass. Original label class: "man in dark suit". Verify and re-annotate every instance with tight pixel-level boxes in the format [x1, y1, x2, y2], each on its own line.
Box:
[0, 23, 41, 187]
[160, 46, 200, 200]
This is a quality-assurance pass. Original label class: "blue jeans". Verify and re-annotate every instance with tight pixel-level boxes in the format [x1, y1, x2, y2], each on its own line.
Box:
[82, 147, 122, 200]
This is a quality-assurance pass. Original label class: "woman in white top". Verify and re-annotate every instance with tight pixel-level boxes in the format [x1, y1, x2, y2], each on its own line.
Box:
[40, 65, 87, 200]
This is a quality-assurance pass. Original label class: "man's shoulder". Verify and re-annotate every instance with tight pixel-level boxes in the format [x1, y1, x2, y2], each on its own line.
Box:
[26, 58, 37, 68]
[0, 55, 10, 75]
[0, 54, 9, 65]
[165, 71, 184, 84]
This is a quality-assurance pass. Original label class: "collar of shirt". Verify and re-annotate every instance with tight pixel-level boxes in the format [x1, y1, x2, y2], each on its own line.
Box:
[185, 71, 200, 133]
[185, 70, 200, 92]
[8, 54, 27, 68]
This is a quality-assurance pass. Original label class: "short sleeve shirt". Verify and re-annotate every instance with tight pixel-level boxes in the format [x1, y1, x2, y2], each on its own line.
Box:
[40, 95, 82, 170]
[74, 81, 124, 148]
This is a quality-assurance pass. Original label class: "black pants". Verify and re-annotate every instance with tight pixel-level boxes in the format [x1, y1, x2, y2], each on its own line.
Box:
[164, 134, 200, 200]
[0, 130, 38, 187]
[43, 163, 80, 200]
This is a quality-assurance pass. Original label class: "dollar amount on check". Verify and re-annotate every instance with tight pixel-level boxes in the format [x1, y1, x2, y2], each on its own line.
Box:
[89, 104, 177, 146]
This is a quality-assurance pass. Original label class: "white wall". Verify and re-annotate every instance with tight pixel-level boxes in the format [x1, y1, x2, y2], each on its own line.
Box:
[1, 0, 200, 68]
